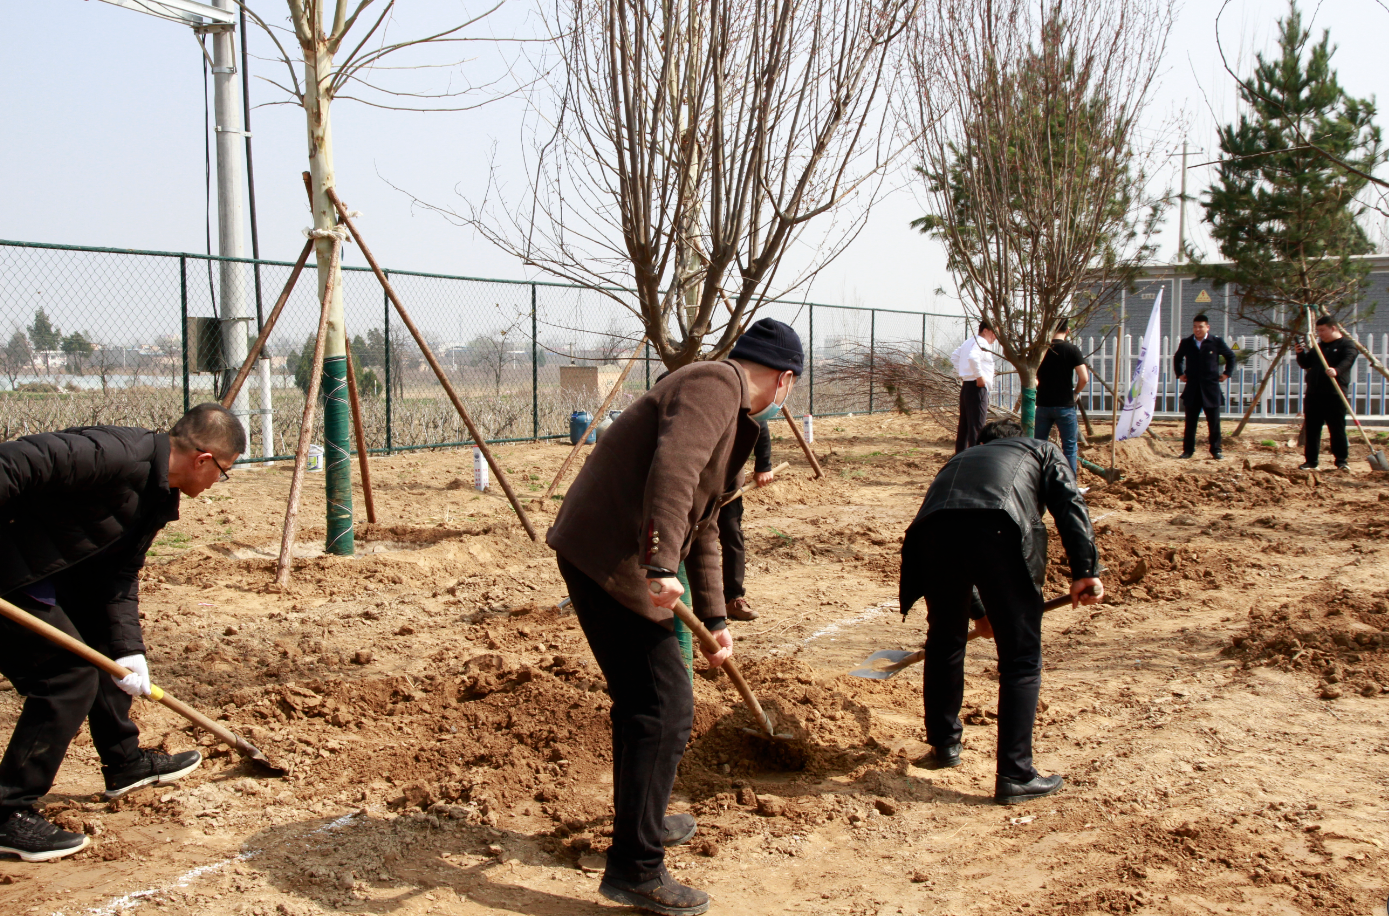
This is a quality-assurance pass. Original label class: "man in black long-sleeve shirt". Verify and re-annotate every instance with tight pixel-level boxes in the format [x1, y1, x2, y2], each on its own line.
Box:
[1296, 315, 1358, 471]
[717, 420, 771, 621]
[1173, 314, 1237, 460]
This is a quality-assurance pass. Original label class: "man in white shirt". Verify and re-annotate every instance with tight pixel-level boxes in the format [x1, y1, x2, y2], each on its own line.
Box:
[951, 321, 998, 453]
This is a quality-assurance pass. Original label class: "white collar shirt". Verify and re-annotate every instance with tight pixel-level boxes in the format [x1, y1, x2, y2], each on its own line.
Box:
[951, 335, 996, 388]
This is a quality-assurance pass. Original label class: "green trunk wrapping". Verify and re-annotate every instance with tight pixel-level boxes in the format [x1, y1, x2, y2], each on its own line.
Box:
[322, 355, 355, 557]
[674, 563, 695, 685]
[1020, 386, 1037, 438]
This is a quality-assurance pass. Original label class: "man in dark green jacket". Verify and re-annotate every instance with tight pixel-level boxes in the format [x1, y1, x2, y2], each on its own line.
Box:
[0, 404, 243, 862]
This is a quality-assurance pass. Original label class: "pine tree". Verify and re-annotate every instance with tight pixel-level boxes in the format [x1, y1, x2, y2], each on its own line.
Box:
[1197, 0, 1383, 341]
[27, 308, 60, 352]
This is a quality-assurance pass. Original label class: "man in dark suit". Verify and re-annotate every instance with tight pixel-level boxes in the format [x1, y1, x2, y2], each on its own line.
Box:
[1173, 314, 1237, 460]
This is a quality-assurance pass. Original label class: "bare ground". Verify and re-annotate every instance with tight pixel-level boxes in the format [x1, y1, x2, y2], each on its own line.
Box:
[3, 413, 1388, 916]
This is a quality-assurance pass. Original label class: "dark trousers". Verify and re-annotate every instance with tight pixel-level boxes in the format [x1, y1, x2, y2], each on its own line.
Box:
[0, 593, 141, 815]
[717, 497, 745, 603]
[557, 556, 692, 883]
[1305, 398, 1349, 466]
[916, 511, 1044, 782]
[1182, 398, 1222, 455]
[955, 381, 989, 453]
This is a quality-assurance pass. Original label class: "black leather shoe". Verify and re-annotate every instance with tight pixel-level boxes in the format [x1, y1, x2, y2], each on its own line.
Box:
[103, 749, 202, 799]
[1178, 452, 1194, 460]
[600, 866, 710, 916]
[995, 773, 1064, 805]
[914, 743, 961, 769]
[0, 809, 90, 862]
[1211, 452, 1225, 461]
[662, 813, 696, 846]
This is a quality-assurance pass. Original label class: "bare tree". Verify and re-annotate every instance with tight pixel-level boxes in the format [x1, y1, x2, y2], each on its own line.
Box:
[0, 332, 33, 392]
[432, 0, 918, 369]
[902, 0, 1172, 432]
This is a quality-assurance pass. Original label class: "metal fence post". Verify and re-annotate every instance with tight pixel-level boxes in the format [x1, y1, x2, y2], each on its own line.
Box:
[808, 304, 815, 415]
[180, 255, 190, 413]
[531, 284, 539, 440]
[383, 272, 393, 454]
[645, 339, 652, 389]
[868, 309, 876, 414]
[921, 312, 927, 411]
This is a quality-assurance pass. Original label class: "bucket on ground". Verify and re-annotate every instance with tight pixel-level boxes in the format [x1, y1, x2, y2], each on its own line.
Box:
[569, 411, 596, 445]
[473, 447, 488, 492]
[306, 444, 325, 472]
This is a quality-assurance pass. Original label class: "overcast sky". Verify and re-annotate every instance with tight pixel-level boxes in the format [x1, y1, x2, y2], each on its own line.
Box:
[4, 0, 1388, 323]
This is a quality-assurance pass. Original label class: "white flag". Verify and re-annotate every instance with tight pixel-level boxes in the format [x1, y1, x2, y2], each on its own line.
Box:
[1114, 289, 1163, 441]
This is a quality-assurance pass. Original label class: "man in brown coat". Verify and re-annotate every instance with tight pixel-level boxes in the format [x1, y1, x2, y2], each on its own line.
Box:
[548, 318, 802, 916]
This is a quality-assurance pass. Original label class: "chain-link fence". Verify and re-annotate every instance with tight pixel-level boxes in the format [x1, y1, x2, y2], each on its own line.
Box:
[0, 239, 971, 461]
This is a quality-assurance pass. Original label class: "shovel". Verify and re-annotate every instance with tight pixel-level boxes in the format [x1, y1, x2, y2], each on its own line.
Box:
[1304, 306, 1389, 472]
[717, 462, 791, 510]
[1079, 458, 1122, 483]
[0, 596, 286, 776]
[850, 585, 1098, 680]
[654, 585, 795, 741]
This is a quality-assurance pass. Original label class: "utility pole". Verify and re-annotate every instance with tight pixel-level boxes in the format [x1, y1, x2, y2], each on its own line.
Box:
[94, 0, 250, 442]
[207, 0, 252, 442]
[1173, 139, 1187, 345]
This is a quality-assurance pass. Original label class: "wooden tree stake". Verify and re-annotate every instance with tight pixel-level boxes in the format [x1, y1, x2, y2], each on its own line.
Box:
[344, 341, 377, 524]
[220, 238, 314, 410]
[276, 240, 339, 587]
[542, 338, 647, 501]
[325, 188, 539, 541]
[782, 409, 824, 478]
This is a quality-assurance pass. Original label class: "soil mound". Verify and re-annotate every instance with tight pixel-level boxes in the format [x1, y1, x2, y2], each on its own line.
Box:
[1223, 587, 1389, 698]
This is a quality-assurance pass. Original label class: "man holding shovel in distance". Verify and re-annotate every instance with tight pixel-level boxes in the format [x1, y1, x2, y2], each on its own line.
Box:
[0, 404, 243, 862]
[717, 419, 772, 622]
[1295, 315, 1357, 471]
[899, 419, 1102, 805]
[548, 318, 801, 916]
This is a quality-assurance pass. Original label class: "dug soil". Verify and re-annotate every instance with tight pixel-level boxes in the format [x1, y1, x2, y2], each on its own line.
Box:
[4, 414, 1389, 915]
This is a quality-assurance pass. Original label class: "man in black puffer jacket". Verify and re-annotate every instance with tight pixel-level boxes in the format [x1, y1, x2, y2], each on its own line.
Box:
[899, 420, 1102, 805]
[0, 403, 243, 862]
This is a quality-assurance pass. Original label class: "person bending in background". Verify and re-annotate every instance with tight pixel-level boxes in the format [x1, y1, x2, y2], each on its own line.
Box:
[717, 419, 772, 622]
[0, 404, 244, 862]
[1173, 313, 1236, 460]
[547, 318, 802, 916]
[899, 419, 1102, 805]
[1032, 318, 1090, 477]
[1296, 315, 1358, 471]
[950, 320, 997, 453]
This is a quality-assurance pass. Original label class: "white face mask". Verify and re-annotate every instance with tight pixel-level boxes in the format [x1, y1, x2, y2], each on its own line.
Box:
[750, 373, 792, 423]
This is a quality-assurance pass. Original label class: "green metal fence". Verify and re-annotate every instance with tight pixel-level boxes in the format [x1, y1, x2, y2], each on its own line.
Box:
[0, 239, 969, 461]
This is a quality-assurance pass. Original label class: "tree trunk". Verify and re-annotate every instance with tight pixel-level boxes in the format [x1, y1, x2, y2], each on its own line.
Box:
[303, 35, 354, 557]
[1016, 364, 1038, 437]
[1231, 336, 1291, 437]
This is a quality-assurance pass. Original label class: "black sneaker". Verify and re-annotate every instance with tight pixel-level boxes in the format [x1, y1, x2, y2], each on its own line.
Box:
[1178, 452, 1194, 460]
[600, 866, 709, 916]
[1211, 452, 1225, 461]
[0, 809, 90, 862]
[103, 749, 202, 799]
[1335, 462, 1351, 471]
[662, 813, 697, 847]
[995, 773, 1064, 805]
[1298, 463, 1319, 471]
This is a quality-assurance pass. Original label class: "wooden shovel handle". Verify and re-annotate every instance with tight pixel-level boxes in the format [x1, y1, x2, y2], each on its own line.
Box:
[666, 595, 779, 737]
[0, 596, 266, 761]
[717, 462, 791, 509]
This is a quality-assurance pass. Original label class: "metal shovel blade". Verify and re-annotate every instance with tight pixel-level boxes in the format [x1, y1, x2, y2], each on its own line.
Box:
[849, 649, 919, 680]
[1369, 450, 1389, 473]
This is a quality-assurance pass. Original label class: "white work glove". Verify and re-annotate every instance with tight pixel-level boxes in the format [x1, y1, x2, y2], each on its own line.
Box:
[112, 654, 152, 697]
